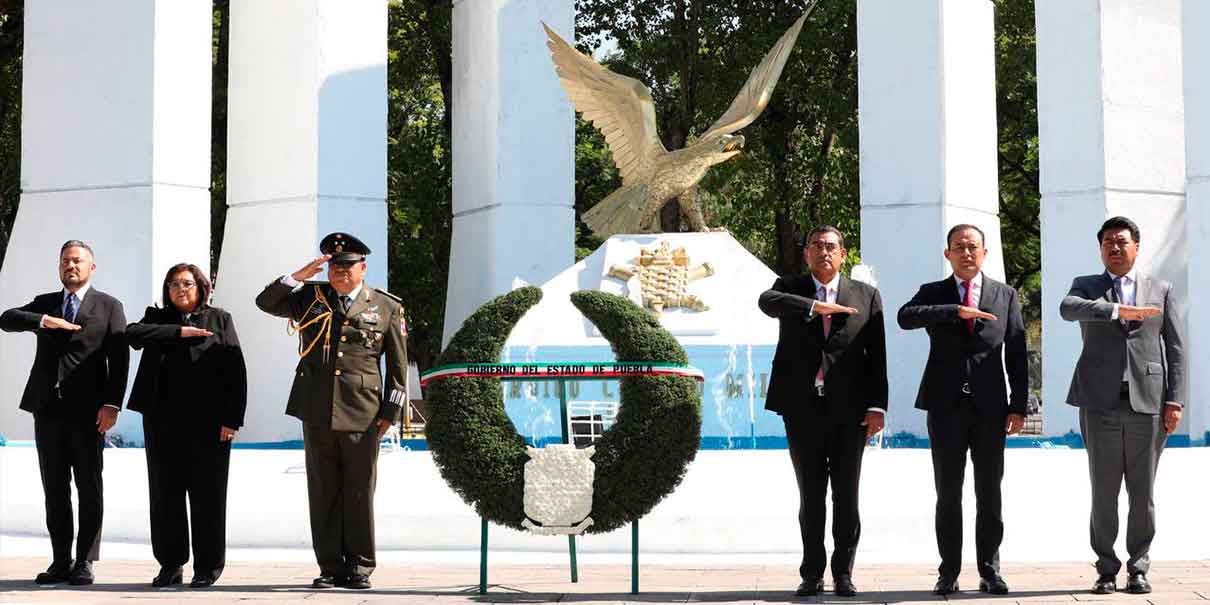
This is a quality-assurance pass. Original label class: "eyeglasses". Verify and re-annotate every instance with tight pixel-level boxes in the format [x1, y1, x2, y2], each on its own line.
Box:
[168, 280, 197, 290]
[949, 244, 982, 255]
[807, 242, 841, 253]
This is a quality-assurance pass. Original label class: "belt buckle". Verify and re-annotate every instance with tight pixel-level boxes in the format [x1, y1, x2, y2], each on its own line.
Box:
[815, 384, 826, 398]
[961, 382, 972, 395]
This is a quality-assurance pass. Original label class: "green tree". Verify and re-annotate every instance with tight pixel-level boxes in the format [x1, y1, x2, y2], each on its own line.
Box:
[0, 1, 22, 267]
[993, 0, 1041, 320]
[386, 0, 453, 369]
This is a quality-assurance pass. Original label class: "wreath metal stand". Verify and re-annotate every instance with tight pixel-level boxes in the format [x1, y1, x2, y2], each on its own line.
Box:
[479, 374, 640, 595]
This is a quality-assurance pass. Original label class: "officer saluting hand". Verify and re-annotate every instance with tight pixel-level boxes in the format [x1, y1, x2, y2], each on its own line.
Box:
[255, 232, 408, 591]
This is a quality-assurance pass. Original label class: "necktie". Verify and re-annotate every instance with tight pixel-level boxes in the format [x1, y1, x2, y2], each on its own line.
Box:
[1113, 276, 1128, 307]
[961, 280, 974, 334]
[819, 286, 832, 338]
[341, 295, 352, 314]
[1114, 276, 1129, 380]
[64, 293, 78, 323]
[815, 286, 831, 386]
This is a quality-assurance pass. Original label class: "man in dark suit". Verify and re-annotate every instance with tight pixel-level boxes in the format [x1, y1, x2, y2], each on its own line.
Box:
[1059, 216, 1184, 595]
[0, 240, 129, 585]
[758, 225, 888, 598]
[256, 232, 408, 590]
[897, 224, 1028, 596]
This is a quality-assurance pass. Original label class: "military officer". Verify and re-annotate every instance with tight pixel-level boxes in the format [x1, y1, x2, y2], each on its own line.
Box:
[255, 232, 407, 590]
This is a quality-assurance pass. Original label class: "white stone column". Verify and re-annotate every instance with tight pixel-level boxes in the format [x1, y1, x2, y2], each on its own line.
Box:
[1036, 0, 1186, 438]
[214, 0, 387, 443]
[0, 0, 212, 442]
[857, 0, 1005, 438]
[443, 0, 575, 345]
[1183, 1, 1209, 445]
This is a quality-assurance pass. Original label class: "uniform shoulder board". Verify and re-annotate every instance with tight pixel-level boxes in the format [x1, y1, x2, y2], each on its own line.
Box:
[374, 288, 402, 304]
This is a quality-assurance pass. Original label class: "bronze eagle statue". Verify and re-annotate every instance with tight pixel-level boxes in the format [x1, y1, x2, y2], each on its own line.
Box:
[544, 7, 815, 238]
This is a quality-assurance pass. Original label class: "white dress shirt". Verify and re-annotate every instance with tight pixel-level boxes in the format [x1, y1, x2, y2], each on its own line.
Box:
[955, 272, 983, 307]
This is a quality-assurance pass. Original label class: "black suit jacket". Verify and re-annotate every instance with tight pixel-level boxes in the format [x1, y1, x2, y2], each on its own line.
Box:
[0, 288, 129, 420]
[126, 305, 248, 429]
[758, 274, 889, 423]
[897, 274, 1029, 415]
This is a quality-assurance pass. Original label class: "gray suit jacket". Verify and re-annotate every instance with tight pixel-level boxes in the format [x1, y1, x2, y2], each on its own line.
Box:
[1059, 272, 1185, 414]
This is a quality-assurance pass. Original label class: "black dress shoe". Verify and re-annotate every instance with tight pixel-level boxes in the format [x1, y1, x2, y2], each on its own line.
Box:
[67, 561, 94, 586]
[312, 575, 339, 589]
[34, 559, 73, 584]
[152, 566, 183, 587]
[795, 577, 824, 596]
[1126, 572, 1151, 594]
[343, 574, 371, 589]
[979, 574, 1009, 595]
[833, 576, 858, 597]
[190, 573, 219, 588]
[1091, 574, 1117, 594]
[933, 577, 959, 595]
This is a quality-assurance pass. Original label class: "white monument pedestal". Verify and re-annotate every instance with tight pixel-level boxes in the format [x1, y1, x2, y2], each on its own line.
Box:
[0, 0, 212, 443]
[214, 0, 387, 444]
[857, 0, 1005, 437]
[1036, 0, 1187, 438]
[503, 233, 783, 447]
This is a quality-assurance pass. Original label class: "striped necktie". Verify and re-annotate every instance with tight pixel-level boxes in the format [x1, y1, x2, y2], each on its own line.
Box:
[64, 292, 79, 323]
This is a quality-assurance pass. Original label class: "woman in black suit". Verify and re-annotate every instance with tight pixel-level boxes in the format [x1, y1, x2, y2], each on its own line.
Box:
[127, 263, 247, 588]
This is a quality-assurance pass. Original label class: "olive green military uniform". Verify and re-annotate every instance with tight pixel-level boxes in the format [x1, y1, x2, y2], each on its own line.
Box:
[255, 279, 407, 578]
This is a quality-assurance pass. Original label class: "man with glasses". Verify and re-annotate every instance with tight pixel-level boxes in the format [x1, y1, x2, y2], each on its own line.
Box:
[1, 240, 129, 586]
[898, 224, 1028, 596]
[256, 232, 408, 590]
[1059, 216, 1184, 595]
[758, 225, 888, 597]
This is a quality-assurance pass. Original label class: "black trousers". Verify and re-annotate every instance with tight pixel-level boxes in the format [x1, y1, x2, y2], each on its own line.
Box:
[143, 415, 232, 575]
[784, 412, 867, 581]
[302, 423, 379, 577]
[33, 412, 104, 563]
[926, 400, 1006, 579]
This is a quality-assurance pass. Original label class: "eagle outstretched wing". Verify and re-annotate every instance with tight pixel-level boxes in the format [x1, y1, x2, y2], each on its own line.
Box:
[544, 23, 667, 186]
[699, 6, 815, 141]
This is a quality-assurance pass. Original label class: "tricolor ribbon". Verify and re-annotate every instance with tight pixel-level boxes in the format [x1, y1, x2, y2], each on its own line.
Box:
[420, 362, 705, 387]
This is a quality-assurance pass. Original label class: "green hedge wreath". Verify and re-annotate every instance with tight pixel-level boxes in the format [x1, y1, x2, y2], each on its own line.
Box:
[423, 286, 702, 533]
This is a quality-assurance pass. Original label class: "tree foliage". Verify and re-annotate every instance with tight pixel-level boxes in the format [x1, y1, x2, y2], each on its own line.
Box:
[0, 1, 22, 268]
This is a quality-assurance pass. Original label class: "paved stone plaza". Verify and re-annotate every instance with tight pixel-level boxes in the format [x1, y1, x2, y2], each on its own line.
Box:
[1, 557, 1207, 604]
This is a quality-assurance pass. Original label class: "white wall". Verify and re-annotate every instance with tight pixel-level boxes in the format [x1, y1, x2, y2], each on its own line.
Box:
[443, 0, 575, 346]
[857, 0, 1005, 437]
[214, 0, 387, 443]
[0, 0, 213, 443]
[1036, 0, 1187, 437]
[1183, 0, 1210, 443]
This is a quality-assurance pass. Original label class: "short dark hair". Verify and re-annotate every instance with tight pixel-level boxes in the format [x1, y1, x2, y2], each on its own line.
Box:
[1097, 216, 1140, 244]
[161, 263, 212, 312]
[60, 240, 94, 258]
[946, 224, 985, 248]
[805, 225, 845, 249]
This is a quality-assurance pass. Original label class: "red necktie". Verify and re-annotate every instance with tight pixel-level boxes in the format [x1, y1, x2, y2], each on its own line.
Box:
[962, 280, 974, 334]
